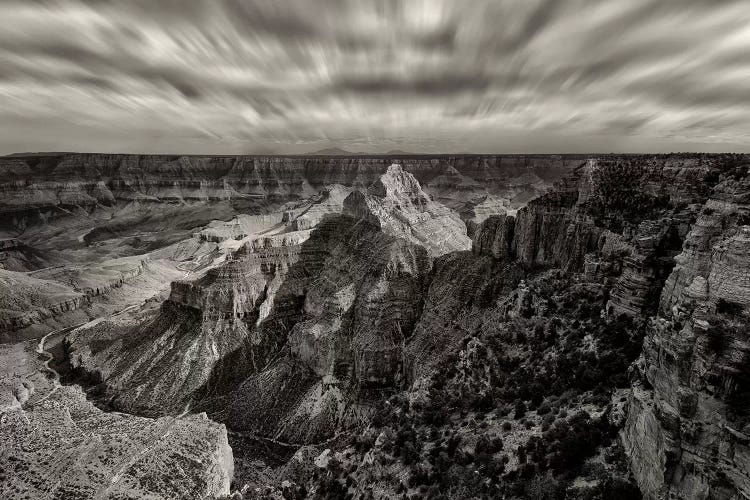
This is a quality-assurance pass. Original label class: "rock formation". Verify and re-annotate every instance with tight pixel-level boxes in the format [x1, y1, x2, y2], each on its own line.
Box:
[342, 164, 471, 257]
[67, 165, 472, 435]
[0, 342, 233, 500]
[622, 172, 750, 499]
[0, 153, 580, 232]
[3, 152, 750, 498]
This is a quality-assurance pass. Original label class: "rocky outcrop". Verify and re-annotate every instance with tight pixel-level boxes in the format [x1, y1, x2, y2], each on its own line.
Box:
[1, 259, 150, 332]
[198, 213, 285, 243]
[462, 158, 750, 499]
[622, 173, 750, 499]
[0, 342, 233, 500]
[472, 214, 515, 261]
[343, 164, 471, 257]
[228, 221, 433, 442]
[67, 227, 323, 415]
[290, 184, 351, 231]
[460, 194, 512, 226]
[470, 156, 715, 277]
[40, 152, 750, 497]
[0, 237, 46, 271]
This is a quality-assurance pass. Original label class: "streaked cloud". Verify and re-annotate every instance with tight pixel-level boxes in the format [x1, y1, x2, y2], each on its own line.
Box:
[0, 0, 748, 154]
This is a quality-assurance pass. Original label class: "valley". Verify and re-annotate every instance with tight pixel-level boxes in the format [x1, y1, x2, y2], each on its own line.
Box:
[1, 153, 749, 499]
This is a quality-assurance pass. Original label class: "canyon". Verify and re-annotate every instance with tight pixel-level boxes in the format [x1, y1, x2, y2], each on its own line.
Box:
[0, 152, 748, 499]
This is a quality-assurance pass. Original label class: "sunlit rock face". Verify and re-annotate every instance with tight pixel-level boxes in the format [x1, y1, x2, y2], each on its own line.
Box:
[227, 221, 434, 442]
[0, 342, 233, 500]
[21, 151, 750, 497]
[67, 228, 324, 416]
[0, 154, 574, 340]
[622, 174, 750, 500]
[343, 164, 472, 257]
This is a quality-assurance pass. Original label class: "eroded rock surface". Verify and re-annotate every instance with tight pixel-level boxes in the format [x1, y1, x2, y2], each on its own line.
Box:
[622, 172, 750, 499]
[0, 342, 233, 500]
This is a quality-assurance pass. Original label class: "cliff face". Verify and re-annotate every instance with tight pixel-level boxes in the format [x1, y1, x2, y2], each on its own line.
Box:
[342, 164, 471, 257]
[622, 173, 750, 499]
[0, 153, 580, 230]
[469, 155, 750, 498]
[67, 227, 325, 415]
[66, 165, 472, 427]
[472, 156, 717, 316]
[31, 153, 750, 497]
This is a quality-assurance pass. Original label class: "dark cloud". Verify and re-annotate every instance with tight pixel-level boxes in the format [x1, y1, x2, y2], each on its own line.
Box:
[0, 0, 748, 154]
[333, 73, 493, 96]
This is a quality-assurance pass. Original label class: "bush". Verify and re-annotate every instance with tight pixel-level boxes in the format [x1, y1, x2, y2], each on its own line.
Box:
[514, 400, 527, 419]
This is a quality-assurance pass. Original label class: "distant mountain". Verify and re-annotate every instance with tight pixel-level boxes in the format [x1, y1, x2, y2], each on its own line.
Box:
[306, 148, 421, 156]
[5, 152, 73, 157]
[306, 147, 364, 155]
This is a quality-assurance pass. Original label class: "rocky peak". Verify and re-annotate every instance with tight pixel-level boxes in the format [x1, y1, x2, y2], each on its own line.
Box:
[343, 163, 471, 258]
[368, 163, 431, 209]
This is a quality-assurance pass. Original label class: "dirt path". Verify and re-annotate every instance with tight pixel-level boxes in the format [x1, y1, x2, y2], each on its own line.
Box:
[29, 302, 142, 409]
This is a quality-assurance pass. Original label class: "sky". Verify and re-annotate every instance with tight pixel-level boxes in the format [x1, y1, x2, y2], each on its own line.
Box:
[0, 0, 749, 155]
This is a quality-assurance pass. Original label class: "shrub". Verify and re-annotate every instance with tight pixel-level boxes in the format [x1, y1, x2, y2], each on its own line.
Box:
[514, 400, 527, 419]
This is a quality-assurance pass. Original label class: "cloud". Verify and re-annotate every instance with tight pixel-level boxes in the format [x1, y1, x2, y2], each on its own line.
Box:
[0, 0, 748, 154]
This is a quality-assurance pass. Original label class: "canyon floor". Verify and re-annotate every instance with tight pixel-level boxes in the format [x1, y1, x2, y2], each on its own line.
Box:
[1, 153, 749, 499]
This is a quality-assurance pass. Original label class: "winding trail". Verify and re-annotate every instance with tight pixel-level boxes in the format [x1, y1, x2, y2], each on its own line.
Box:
[29, 303, 141, 409]
[29, 324, 80, 408]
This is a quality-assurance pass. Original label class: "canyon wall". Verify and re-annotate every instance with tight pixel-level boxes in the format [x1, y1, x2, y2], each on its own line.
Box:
[45, 152, 750, 497]
[622, 173, 750, 499]
[470, 154, 750, 499]
[0, 153, 581, 230]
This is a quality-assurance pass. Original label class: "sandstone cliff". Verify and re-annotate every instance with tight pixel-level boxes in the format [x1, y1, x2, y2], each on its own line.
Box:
[466, 155, 750, 498]
[622, 170, 750, 499]
[66, 165, 474, 441]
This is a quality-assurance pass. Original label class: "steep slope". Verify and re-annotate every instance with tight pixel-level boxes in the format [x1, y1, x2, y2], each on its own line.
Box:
[66, 166, 472, 424]
[254, 154, 746, 499]
[343, 164, 471, 257]
[0, 154, 572, 341]
[23, 153, 750, 498]
[67, 225, 327, 416]
[622, 168, 750, 499]
[465, 154, 750, 499]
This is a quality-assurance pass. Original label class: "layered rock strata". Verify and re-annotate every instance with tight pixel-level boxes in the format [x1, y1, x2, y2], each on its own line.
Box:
[67, 165, 473, 440]
[0, 153, 582, 231]
[622, 173, 750, 499]
[43, 153, 750, 497]
[342, 164, 471, 257]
